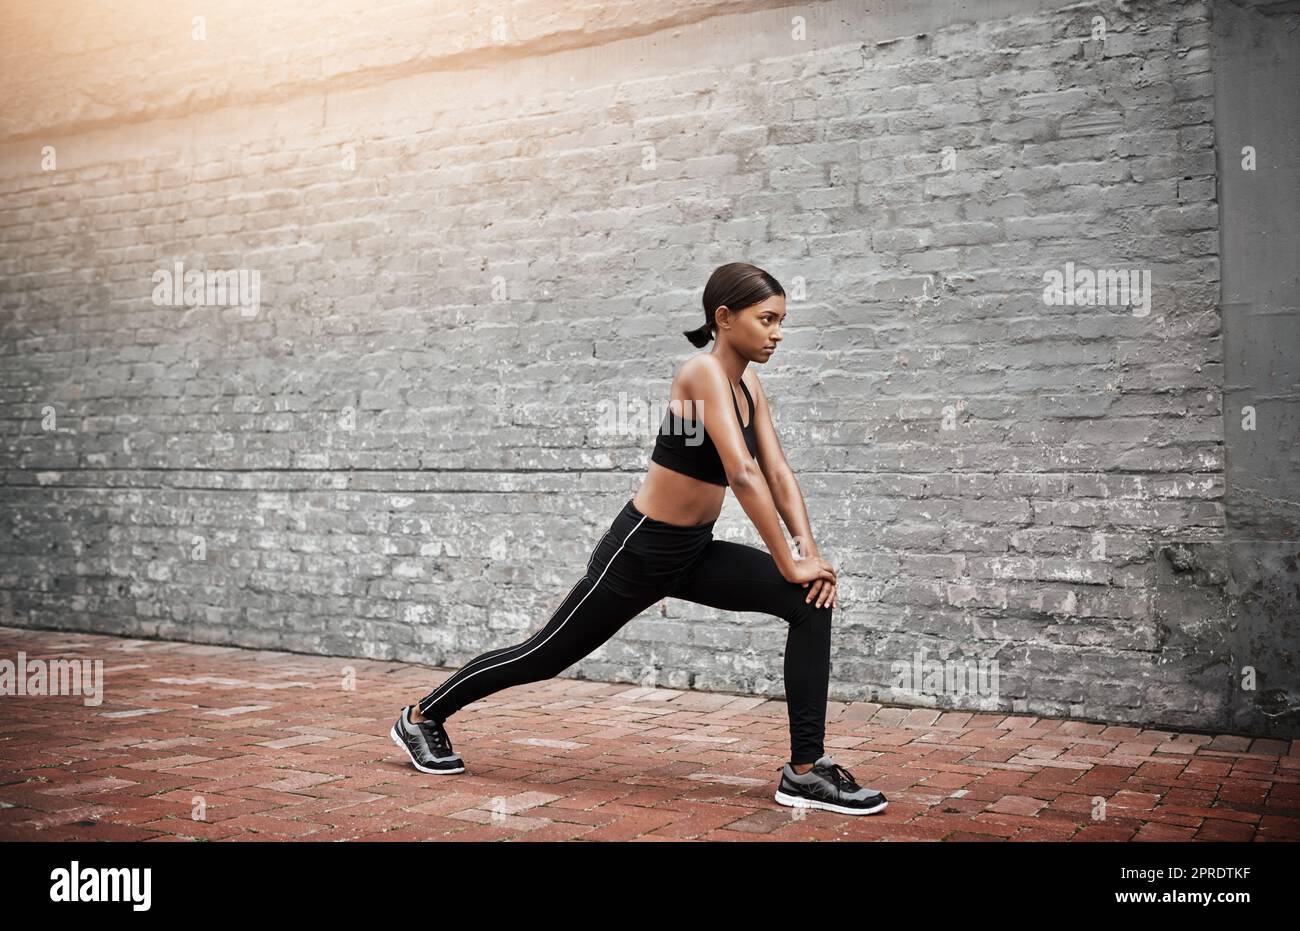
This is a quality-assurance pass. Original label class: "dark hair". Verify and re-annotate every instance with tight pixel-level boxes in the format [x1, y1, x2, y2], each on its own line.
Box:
[684, 262, 786, 347]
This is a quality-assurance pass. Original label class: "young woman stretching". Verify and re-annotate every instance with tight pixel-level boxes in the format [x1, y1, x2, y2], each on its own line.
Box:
[391, 262, 887, 815]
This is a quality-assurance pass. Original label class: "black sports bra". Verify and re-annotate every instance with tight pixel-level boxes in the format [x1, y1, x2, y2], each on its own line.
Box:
[649, 377, 759, 486]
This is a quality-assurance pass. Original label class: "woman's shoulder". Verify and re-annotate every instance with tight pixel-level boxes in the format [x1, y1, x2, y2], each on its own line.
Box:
[674, 354, 763, 391]
[673, 352, 717, 385]
[685, 352, 755, 374]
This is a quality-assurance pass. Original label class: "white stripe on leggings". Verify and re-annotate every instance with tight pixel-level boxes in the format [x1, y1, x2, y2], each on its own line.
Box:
[417, 528, 617, 712]
[418, 515, 646, 716]
[416, 573, 586, 714]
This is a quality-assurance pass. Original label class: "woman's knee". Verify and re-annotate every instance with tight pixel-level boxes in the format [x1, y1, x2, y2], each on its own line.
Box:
[786, 592, 833, 628]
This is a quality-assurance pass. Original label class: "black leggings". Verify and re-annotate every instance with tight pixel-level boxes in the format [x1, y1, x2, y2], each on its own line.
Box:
[418, 498, 833, 764]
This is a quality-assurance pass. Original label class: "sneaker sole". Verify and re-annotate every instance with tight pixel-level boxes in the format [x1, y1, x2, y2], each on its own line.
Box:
[774, 788, 888, 816]
[389, 724, 465, 775]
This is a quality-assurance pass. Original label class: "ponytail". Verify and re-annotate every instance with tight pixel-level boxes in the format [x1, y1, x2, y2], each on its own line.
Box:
[683, 321, 714, 347]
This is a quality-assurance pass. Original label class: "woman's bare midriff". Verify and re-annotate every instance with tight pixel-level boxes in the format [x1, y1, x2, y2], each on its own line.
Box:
[631, 461, 727, 527]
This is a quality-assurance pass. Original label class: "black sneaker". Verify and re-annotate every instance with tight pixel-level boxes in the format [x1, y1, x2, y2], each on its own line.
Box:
[389, 705, 465, 774]
[774, 755, 887, 815]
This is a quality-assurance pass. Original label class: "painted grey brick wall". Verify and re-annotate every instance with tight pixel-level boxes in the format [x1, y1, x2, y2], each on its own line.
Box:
[2, 0, 1291, 735]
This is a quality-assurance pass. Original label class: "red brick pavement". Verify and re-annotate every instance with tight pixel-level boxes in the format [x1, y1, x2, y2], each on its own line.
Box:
[1, 626, 1296, 842]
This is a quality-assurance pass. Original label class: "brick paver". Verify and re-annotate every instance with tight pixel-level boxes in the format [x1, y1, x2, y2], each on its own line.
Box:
[1, 626, 1296, 842]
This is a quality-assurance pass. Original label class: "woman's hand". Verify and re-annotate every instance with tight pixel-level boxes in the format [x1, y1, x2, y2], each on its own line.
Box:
[784, 535, 835, 605]
[802, 576, 837, 610]
[784, 555, 836, 586]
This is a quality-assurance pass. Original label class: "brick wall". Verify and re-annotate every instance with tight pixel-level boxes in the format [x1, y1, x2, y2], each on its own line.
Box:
[3, 0, 1281, 734]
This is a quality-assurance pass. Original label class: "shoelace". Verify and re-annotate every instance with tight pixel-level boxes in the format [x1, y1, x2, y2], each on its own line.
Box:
[417, 718, 453, 753]
[815, 761, 861, 793]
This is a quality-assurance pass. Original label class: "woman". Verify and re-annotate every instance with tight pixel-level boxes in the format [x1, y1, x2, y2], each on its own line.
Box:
[390, 262, 887, 815]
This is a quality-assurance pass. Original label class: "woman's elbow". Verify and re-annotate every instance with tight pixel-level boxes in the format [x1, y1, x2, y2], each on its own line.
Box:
[726, 460, 765, 491]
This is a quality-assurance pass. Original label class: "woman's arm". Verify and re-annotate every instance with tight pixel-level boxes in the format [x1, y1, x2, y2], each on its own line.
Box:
[749, 373, 836, 606]
[748, 373, 820, 556]
[685, 357, 804, 581]
[770, 473, 819, 556]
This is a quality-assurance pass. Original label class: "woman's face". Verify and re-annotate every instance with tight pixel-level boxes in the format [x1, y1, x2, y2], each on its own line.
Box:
[722, 294, 786, 362]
